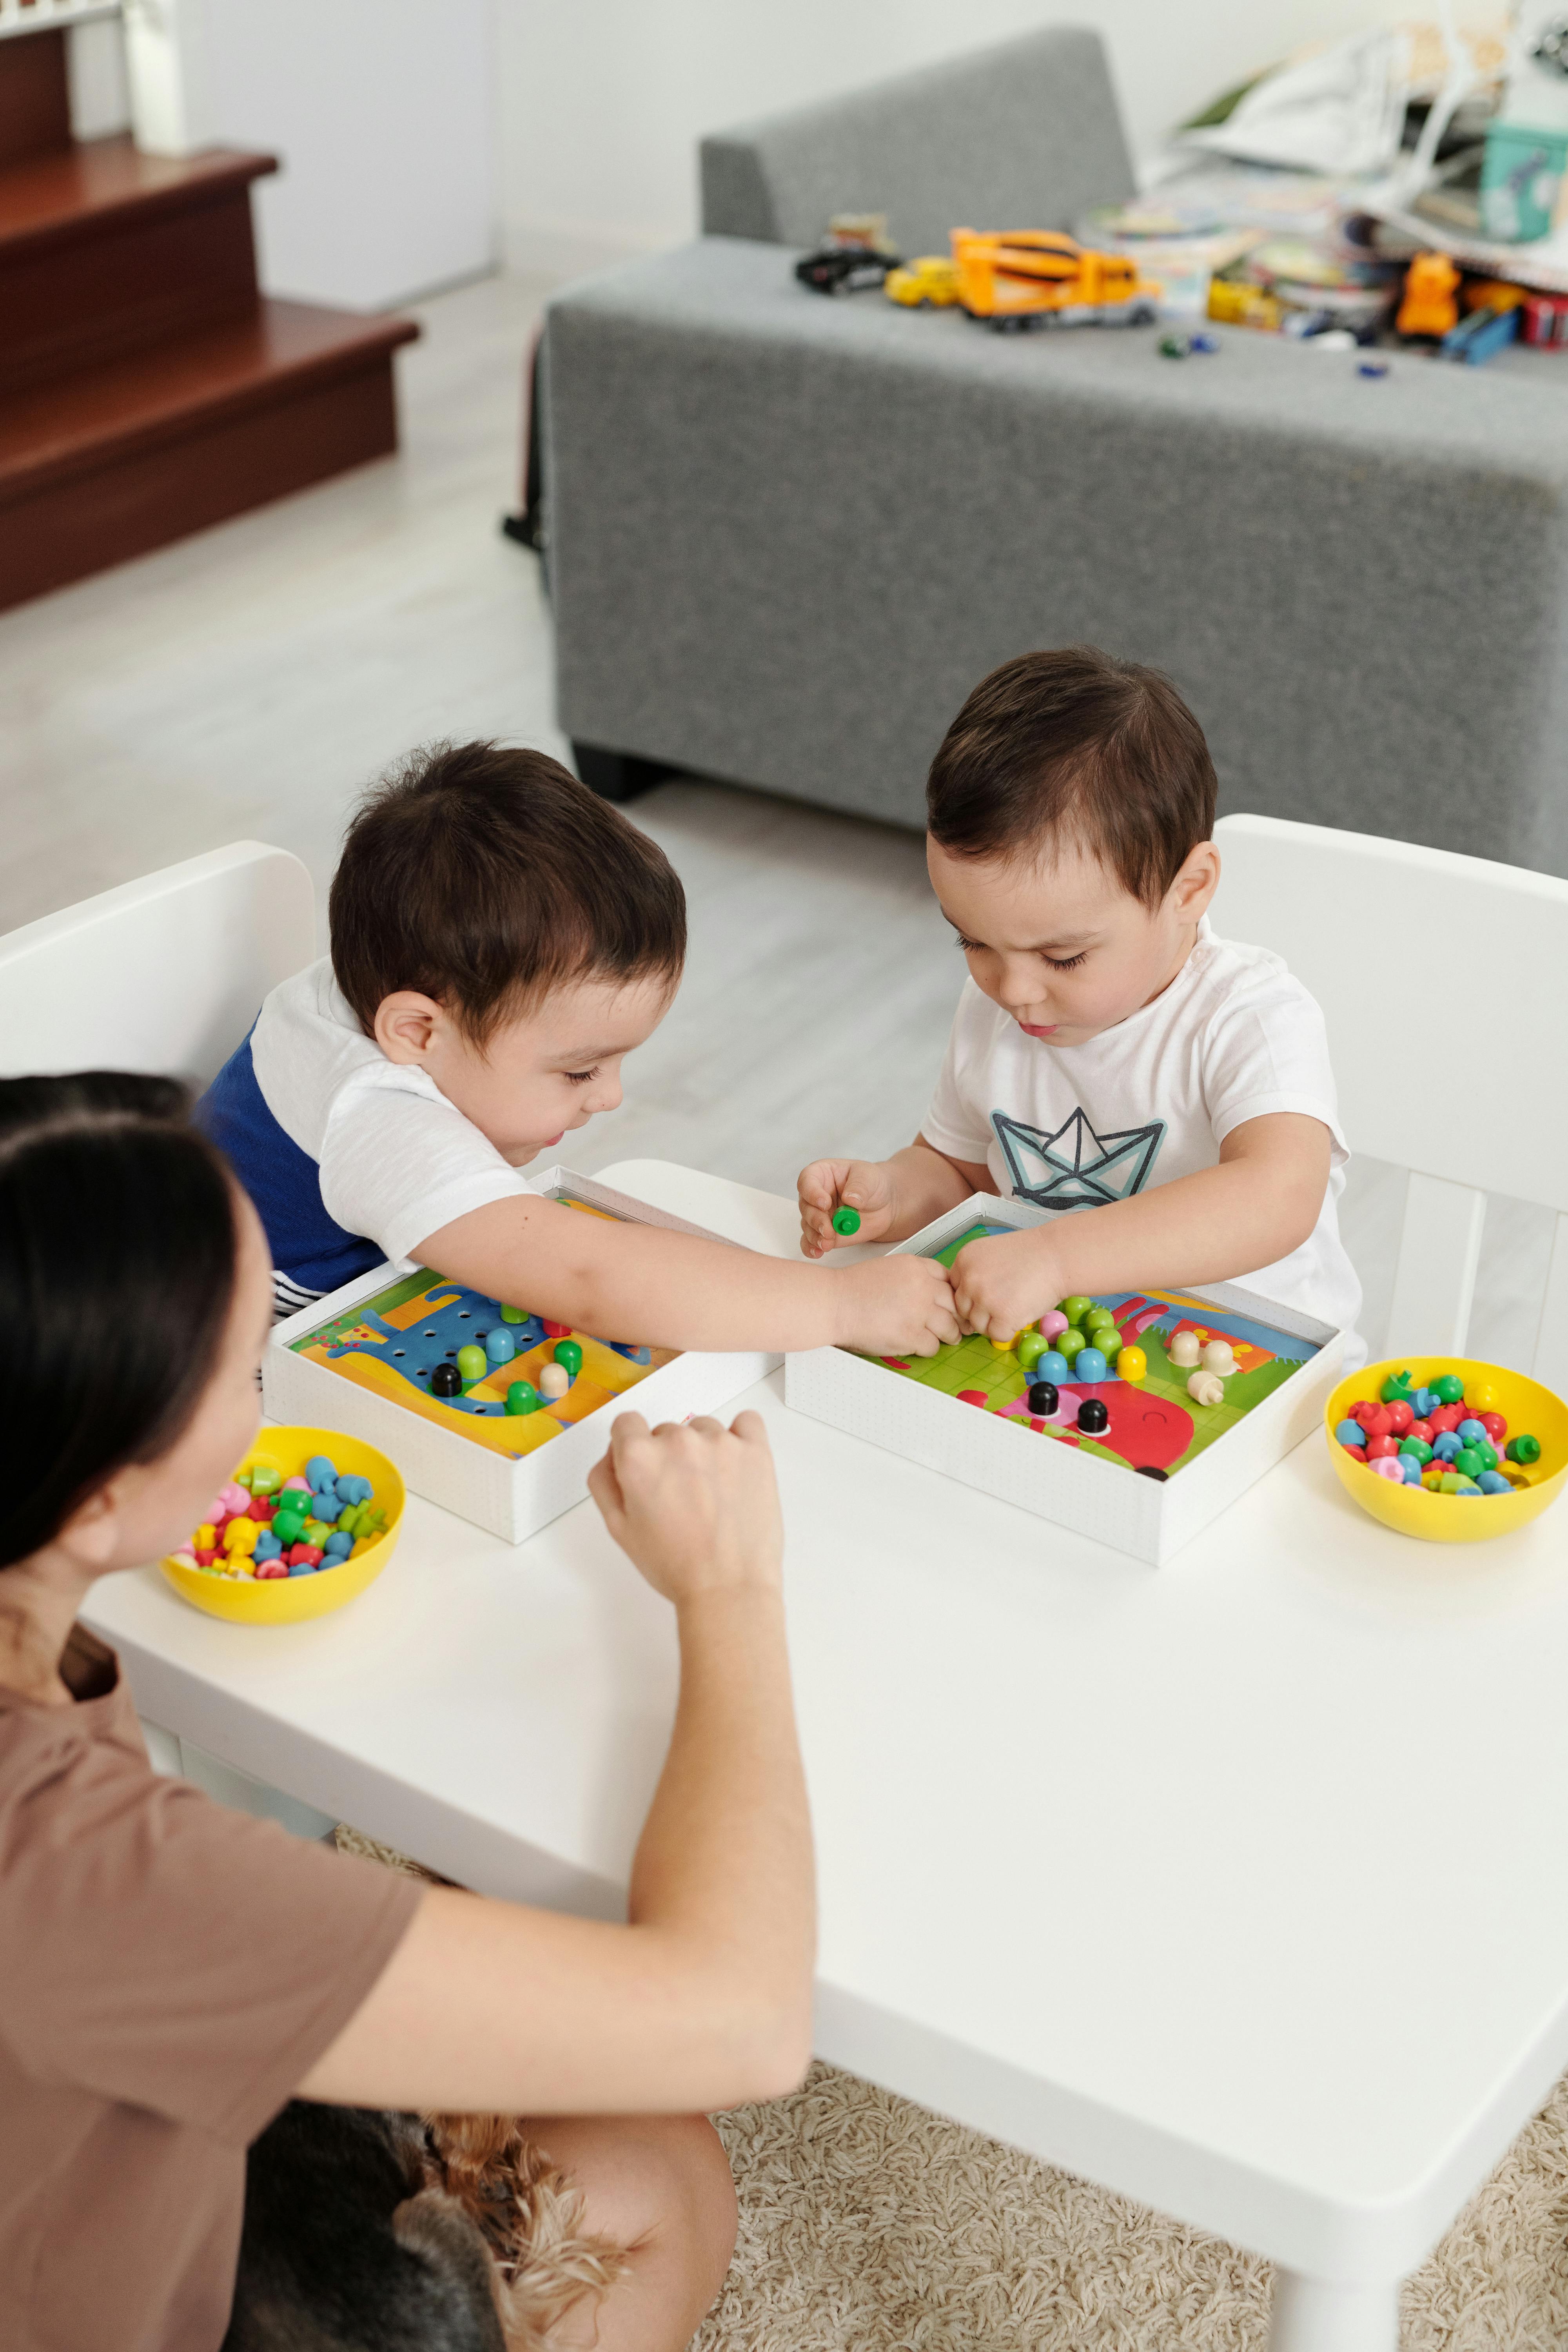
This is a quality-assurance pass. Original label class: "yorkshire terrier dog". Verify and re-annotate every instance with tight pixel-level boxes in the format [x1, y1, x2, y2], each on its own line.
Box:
[222, 2103, 627, 2352]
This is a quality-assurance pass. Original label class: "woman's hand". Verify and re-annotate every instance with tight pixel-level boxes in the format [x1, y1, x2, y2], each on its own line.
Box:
[588, 1410, 783, 1603]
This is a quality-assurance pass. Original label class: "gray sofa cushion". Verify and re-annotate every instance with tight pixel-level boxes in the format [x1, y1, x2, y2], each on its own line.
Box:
[699, 25, 1136, 256]
[546, 236, 1568, 872]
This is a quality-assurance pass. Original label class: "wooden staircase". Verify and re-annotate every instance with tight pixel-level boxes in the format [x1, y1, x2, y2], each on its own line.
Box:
[0, 28, 419, 611]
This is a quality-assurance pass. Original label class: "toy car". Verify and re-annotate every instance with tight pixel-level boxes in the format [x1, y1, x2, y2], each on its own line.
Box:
[951, 229, 1160, 329]
[885, 254, 962, 307]
[795, 211, 901, 297]
[796, 245, 899, 294]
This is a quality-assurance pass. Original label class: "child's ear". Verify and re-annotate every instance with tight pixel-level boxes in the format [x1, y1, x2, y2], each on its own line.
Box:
[374, 991, 446, 1065]
[1171, 840, 1221, 920]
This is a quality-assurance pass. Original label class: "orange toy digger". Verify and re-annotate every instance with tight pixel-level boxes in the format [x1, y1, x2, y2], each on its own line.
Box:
[951, 228, 1161, 330]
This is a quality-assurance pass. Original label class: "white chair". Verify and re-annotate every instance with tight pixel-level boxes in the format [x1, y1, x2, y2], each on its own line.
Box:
[0, 842, 330, 1834]
[0, 840, 315, 1088]
[1212, 814, 1568, 1386]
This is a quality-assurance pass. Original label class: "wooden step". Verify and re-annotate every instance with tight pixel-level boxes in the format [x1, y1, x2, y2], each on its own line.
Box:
[0, 297, 422, 610]
[0, 27, 70, 170]
[0, 137, 278, 395]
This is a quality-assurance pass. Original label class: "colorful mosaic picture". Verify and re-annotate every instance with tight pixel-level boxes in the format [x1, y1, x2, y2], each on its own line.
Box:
[859, 1220, 1320, 1479]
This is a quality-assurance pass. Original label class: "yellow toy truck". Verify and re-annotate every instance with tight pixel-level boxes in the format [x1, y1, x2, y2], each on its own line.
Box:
[951, 228, 1160, 330]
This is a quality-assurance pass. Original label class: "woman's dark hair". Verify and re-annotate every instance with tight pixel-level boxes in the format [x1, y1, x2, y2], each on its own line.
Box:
[926, 646, 1217, 906]
[330, 742, 688, 1045]
[0, 1073, 240, 1570]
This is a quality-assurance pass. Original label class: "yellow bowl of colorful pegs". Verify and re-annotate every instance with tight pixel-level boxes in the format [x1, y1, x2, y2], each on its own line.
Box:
[160, 1426, 405, 1622]
[1324, 1357, 1568, 1544]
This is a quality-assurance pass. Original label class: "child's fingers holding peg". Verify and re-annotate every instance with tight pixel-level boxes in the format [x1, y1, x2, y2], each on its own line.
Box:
[797, 1158, 893, 1258]
[833, 1255, 959, 1357]
[949, 1234, 1052, 1346]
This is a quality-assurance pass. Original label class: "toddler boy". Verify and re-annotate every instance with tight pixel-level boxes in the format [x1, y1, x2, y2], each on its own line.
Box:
[798, 648, 1362, 1347]
[199, 742, 956, 1357]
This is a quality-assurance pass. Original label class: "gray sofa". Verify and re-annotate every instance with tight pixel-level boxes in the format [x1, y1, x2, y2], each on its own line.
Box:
[545, 28, 1568, 873]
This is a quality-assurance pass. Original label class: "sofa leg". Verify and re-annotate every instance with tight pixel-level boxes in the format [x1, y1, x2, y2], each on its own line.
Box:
[571, 742, 675, 803]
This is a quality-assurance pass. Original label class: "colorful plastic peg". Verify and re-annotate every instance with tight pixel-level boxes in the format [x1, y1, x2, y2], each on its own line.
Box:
[1115, 1344, 1147, 1385]
[831, 1205, 861, 1236]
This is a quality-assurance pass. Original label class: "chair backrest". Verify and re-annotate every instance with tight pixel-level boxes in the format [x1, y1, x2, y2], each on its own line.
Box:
[699, 26, 1136, 257]
[1212, 813, 1568, 1381]
[0, 842, 315, 1092]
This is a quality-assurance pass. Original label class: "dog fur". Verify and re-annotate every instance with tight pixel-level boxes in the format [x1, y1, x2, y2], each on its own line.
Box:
[222, 2104, 628, 2352]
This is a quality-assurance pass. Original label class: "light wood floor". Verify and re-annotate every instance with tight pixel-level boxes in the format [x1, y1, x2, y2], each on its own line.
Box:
[0, 269, 1548, 1365]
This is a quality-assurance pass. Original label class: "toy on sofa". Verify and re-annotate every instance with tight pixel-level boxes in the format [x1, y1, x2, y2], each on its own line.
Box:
[1396, 251, 1462, 338]
[795, 212, 902, 295]
[884, 254, 962, 307]
[950, 228, 1161, 330]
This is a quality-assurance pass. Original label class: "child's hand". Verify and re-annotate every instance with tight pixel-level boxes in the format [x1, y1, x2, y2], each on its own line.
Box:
[798, 1158, 896, 1258]
[588, 1410, 783, 1604]
[831, 1254, 960, 1357]
[950, 1231, 1061, 1344]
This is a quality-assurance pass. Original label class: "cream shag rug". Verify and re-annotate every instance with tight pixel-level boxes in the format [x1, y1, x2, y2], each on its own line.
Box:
[335, 1835, 1568, 2348]
[696, 2062, 1568, 2352]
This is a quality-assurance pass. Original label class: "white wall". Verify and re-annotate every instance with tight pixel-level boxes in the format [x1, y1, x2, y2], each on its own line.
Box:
[203, 0, 497, 309]
[496, 0, 1408, 272]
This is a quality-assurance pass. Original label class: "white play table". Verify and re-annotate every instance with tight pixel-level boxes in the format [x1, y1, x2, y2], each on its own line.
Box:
[83, 1162, 1568, 2352]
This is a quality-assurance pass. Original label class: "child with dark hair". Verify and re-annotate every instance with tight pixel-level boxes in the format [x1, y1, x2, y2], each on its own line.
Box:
[199, 741, 954, 1356]
[799, 646, 1361, 1348]
[0, 1074, 815, 2352]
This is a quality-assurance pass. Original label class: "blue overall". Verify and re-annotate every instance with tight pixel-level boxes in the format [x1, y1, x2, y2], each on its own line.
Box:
[195, 1029, 385, 1310]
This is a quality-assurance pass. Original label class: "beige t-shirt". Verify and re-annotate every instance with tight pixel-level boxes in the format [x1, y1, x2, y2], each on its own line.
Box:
[0, 1629, 420, 2352]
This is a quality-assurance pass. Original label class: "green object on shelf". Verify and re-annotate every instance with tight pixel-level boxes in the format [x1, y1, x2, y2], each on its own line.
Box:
[832, 1205, 862, 1236]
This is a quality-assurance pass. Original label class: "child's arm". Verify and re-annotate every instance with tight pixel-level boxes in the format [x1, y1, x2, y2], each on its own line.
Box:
[797, 1134, 994, 1259]
[949, 1114, 1333, 1340]
[299, 1411, 815, 2114]
[415, 1191, 960, 1357]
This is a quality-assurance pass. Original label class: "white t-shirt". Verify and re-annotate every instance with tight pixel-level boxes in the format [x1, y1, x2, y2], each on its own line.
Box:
[253, 958, 532, 1269]
[922, 922, 1363, 1338]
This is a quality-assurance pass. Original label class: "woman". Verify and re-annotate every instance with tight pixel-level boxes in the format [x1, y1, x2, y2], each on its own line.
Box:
[0, 1073, 814, 2352]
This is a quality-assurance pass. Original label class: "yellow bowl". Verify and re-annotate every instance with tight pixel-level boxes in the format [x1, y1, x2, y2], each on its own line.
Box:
[1325, 1357, 1568, 1544]
[160, 1426, 405, 1622]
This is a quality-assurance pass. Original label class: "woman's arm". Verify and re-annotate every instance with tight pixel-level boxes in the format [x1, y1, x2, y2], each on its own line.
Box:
[297, 1410, 815, 2116]
[797, 1134, 994, 1258]
[948, 1113, 1333, 1340]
